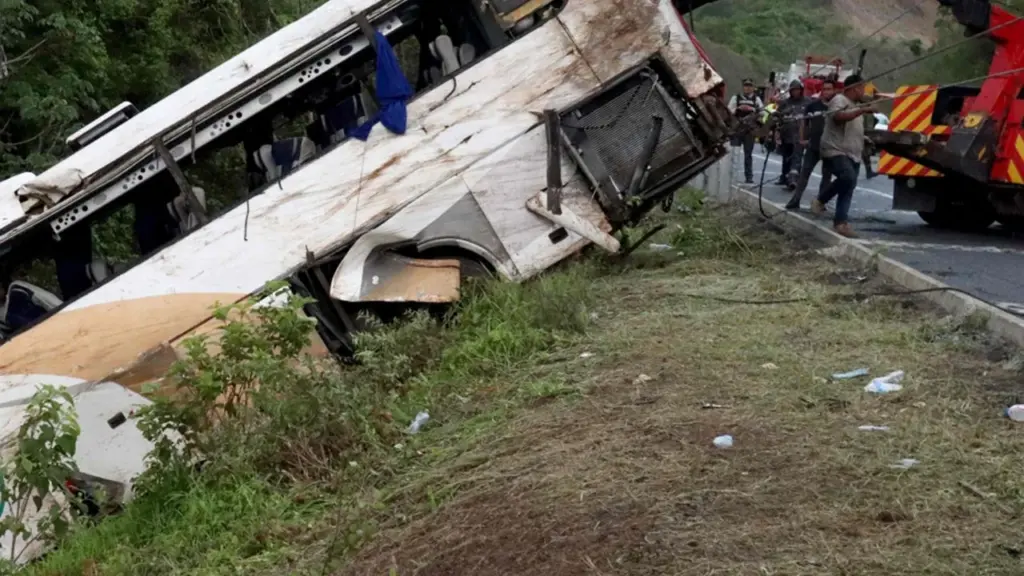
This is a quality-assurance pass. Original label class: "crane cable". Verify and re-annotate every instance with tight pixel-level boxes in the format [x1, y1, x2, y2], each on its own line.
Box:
[754, 1, 942, 220]
[754, 9, 1024, 220]
[754, 64, 1024, 219]
[806, 0, 931, 78]
[736, 5, 1024, 318]
[859, 14, 1024, 87]
[784, 64, 1024, 123]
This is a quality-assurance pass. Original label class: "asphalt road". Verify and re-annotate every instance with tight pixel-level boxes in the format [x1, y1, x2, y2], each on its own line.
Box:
[730, 146, 1024, 315]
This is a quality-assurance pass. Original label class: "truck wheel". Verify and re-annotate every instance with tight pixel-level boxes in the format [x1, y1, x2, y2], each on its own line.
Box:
[997, 216, 1024, 231]
[918, 199, 995, 231]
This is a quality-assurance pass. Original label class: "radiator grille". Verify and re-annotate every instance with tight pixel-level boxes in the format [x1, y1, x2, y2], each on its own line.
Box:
[566, 76, 696, 191]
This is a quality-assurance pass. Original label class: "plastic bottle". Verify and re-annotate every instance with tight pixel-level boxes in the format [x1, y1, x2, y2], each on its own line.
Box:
[864, 370, 904, 394]
[1006, 405, 1024, 422]
[407, 411, 430, 434]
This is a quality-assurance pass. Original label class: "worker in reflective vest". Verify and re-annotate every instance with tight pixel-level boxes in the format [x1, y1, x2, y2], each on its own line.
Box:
[727, 78, 764, 184]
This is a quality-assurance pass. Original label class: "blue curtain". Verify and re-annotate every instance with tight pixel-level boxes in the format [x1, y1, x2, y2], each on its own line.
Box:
[351, 32, 414, 141]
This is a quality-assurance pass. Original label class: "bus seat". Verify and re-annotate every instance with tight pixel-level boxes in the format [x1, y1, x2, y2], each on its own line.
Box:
[85, 260, 115, 286]
[167, 186, 207, 235]
[315, 92, 378, 145]
[2, 280, 62, 332]
[253, 138, 317, 181]
[426, 35, 476, 83]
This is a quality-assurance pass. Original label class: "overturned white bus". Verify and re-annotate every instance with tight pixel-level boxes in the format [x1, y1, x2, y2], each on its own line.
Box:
[0, 0, 730, 559]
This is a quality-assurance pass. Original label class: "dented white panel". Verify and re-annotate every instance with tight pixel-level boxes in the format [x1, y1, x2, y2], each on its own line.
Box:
[0, 376, 159, 563]
[330, 178, 490, 301]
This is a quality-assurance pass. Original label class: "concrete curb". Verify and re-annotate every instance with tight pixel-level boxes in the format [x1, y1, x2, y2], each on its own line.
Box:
[727, 184, 1024, 348]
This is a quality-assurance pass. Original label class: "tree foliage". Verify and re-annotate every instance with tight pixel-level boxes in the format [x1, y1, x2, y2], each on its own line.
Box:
[0, 0, 321, 180]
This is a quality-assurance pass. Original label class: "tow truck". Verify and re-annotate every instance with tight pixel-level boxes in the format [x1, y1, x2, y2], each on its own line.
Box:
[872, 0, 1024, 230]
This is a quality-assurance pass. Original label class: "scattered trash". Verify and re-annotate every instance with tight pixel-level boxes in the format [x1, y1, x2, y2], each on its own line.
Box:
[1005, 404, 1024, 422]
[589, 312, 600, 321]
[701, 402, 729, 409]
[889, 458, 919, 470]
[761, 362, 779, 370]
[407, 411, 430, 434]
[633, 373, 654, 385]
[713, 435, 734, 449]
[579, 352, 595, 359]
[832, 367, 870, 380]
[865, 370, 904, 394]
[649, 243, 673, 252]
[858, 425, 890, 432]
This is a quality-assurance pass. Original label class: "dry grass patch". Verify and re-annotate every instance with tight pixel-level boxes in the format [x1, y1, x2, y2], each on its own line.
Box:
[342, 207, 1024, 575]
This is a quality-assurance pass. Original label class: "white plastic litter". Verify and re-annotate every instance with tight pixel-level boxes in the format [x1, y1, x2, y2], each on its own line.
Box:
[761, 362, 778, 370]
[579, 352, 594, 359]
[649, 243, 673, 252]
[832, 368, 870, 380]
[890, 458, 920, 470]
[858, 425, 890, 432]
[633, 374, 654, 385]
[407, 411, 430, 434]
[864, 371, 904, 394]
[713, 435, 734, 449]
[1006, 405, 1024, 422]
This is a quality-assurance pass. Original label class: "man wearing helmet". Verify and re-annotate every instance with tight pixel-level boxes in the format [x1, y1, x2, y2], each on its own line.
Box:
[776, 79, 811, 190]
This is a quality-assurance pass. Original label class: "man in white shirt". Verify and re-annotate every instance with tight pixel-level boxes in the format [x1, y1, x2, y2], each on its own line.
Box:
[811, 74, 877, 238]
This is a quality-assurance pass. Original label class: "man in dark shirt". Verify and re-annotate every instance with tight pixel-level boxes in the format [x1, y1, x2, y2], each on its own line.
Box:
[776, 80, 811, 190]
[786, 79, 835, 210]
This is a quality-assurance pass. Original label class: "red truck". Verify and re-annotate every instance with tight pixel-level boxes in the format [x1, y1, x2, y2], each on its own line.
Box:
[873, 0, 1024, 230]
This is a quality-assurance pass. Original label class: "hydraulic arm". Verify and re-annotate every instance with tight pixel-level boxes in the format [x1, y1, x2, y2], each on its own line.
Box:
[900, 0, 1024, 183]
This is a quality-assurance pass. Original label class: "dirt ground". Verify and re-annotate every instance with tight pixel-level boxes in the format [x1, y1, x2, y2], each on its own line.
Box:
[339, 207, 1024, 575]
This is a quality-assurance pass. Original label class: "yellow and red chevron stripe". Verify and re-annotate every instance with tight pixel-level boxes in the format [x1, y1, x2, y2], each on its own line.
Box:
[998, 133, 1024, 185]
[878, 85, 949, 178]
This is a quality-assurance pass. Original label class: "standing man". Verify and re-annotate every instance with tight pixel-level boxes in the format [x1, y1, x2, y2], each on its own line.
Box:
[727, 78, 764, 184]
[786, 79, 835, 210]
[812, 74, 876, 238]
[776, 80, 811, 190]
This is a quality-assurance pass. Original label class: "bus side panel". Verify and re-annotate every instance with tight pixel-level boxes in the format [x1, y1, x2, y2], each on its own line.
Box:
[464, 126, 608, 279]
[0, 14, 602, 382]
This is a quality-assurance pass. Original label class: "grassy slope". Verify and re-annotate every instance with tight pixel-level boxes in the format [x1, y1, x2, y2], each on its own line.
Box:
[28, 197, 1024, 575]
